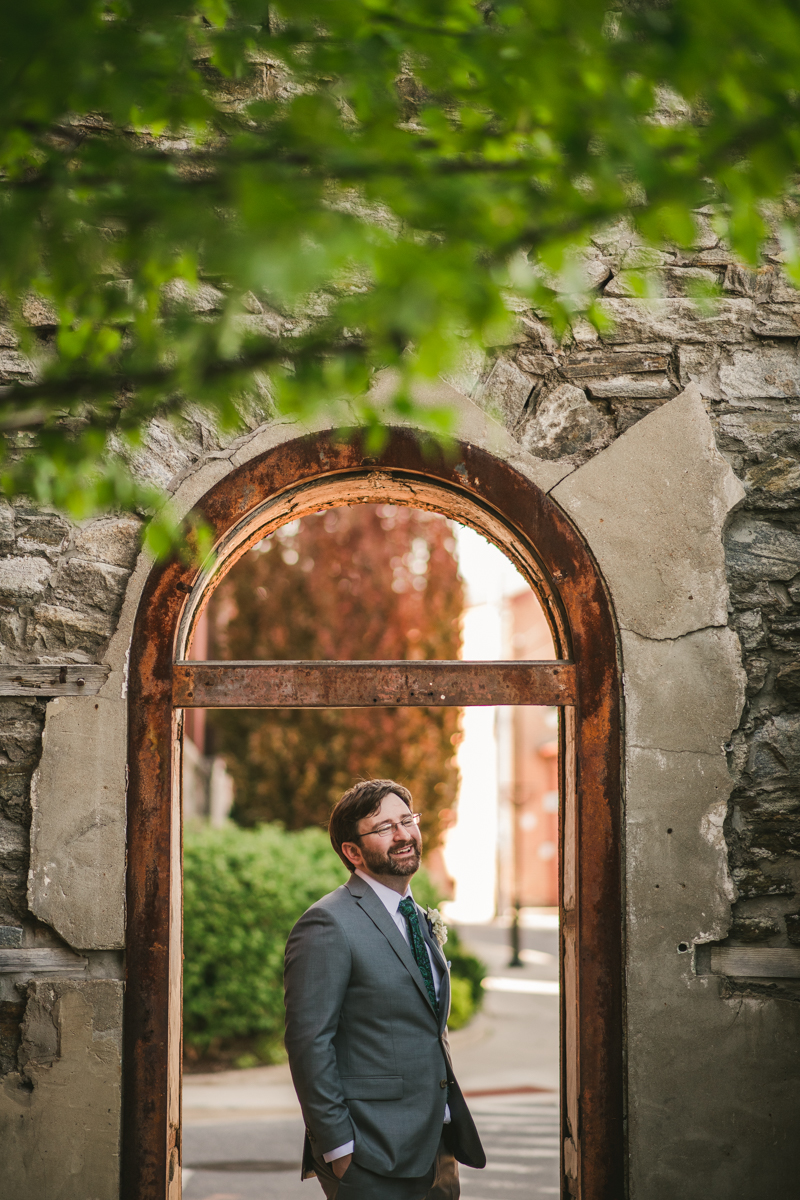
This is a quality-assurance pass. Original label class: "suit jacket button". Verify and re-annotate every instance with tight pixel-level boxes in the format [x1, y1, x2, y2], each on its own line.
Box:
[440, 1079, 448, 1089]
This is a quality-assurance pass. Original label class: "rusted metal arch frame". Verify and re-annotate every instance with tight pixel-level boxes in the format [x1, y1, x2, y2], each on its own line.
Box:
[123, 428, 623, 1200]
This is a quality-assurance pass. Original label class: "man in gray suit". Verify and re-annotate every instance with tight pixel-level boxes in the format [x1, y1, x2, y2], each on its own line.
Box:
[284, 779, 485, 1199]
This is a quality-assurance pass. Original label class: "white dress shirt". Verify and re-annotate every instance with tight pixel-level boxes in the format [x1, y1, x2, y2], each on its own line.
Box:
[323, 871, 450, 1163]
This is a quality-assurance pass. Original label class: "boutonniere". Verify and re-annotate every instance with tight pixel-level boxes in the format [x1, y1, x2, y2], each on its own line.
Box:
[426, 906, 448, 950]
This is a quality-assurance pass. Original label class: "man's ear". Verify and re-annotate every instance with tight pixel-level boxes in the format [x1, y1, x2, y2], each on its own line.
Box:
[341, 841, 362, 870]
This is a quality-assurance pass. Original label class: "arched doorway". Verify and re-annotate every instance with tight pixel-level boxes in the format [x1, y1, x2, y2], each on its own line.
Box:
[122, 427, 622, 1200]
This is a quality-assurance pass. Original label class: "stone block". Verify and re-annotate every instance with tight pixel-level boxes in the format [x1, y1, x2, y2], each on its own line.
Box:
[474, 356, 534, 426]
[726, 516, 800, 585]
[563, 351, 670, 379]
[27, 603, 113, 655]
[552, 385, 745, 639]
[731, 865, 793, 897]
[520, 382, 612, 460]
[718, 344, 800, 401]
[0, 997, 23, 1076]
[785, 913, 800, 945]
[29, 697, 126, 950]
[717, 410, 800, 459]
[0, 557, 50, 602]
[0, 816, 27, 874]
[127, 418, 199, 489]
[21, 294, 58, 327]
[743, 457, 800, 507]
[584, 373, 675, 400]
[730, 915, 781, 942]
[734, 609, 767, 651]
[0, 501, 13, 555]
[604, 266, 719, 298]
[722, 263, 776, 299]
[769, 273, 800, 303]
[51, 558, 130, 615]
[775, 661, 800, 703]
[0, 699, 46, 768]
[0, 350, 34, 379]
[678, 344, 722, 399]
[516, 349, 559, 376]
[751, 304, 800, 338]
[14, 512, 70, 559]
[746, 713, 800, 788]
[0, 981, 122, 1199]
[73, 516, 142, 569]
[599, 296, 753, 344]
[622, 627, 746, 756]
[0, 868, 27, 924]
[162, 277, 224, 313]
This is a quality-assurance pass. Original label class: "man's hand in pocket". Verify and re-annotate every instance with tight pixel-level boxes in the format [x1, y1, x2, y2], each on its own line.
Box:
[332, 1153, 353, 1180]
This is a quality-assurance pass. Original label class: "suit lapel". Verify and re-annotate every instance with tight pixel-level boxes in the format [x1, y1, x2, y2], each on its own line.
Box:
[346, 875, 437, 1016]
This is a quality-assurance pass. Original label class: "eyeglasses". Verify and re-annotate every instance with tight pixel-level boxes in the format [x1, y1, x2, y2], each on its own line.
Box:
[353, 813, 422, 841]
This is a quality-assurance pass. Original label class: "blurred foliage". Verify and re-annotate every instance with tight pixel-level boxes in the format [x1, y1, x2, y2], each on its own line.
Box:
[3, 1, 800, 533]
[183, 820, 348, 1057]
[205, 504, 463, 850]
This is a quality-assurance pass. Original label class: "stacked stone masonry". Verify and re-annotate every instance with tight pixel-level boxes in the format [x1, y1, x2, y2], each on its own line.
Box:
[2, 210, 800, 1195]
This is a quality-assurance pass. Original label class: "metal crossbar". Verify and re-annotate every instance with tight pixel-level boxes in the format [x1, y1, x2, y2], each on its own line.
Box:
[173, 660, 577, 708]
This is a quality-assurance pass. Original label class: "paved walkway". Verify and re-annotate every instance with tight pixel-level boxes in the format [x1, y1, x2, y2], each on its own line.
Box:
[183, 919, 560, 1199]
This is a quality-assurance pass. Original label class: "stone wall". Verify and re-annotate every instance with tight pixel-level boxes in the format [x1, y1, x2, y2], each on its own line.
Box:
[1, 212, 800, 1197]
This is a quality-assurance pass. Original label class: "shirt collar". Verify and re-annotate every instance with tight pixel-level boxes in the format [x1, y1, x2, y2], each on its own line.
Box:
[355, 869, 412, 916]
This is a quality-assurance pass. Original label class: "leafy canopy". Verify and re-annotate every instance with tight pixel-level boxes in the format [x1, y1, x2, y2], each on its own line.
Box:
[3, 0, 800, 527]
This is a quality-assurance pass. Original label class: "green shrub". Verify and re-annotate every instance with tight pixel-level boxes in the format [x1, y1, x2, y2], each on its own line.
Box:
[444, 926, 487, 1010]
[183, 822, 347, 1054]
[446, 976, 475, 1031]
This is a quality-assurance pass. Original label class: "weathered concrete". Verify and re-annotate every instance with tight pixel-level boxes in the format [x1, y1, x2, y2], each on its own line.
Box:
[622, 627, 746, 755]
[552, 384, 745, 639]
[28, 697, 126, 949]
[0, 981, 122, 1199]
[625, 748, 738, 945]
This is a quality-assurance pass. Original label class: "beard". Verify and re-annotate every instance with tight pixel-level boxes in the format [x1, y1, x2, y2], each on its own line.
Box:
[360, 837, 421, 878]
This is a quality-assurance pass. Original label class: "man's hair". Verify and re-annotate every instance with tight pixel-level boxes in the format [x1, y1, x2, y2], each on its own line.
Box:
[329, 779, 413, 871]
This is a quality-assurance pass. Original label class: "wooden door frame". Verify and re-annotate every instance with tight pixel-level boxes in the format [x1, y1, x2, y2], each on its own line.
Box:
[122, 427, 623, 1200]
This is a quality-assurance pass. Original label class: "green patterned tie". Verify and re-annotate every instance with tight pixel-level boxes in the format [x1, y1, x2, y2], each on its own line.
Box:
[398, 896, 438, 1016]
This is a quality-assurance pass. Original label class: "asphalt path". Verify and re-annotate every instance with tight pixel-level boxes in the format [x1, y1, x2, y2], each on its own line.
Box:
[183, 918, 560, 1200]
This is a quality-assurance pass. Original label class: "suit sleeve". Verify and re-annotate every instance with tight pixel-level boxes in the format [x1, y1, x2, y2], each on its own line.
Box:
[284, 904, 354, 1154]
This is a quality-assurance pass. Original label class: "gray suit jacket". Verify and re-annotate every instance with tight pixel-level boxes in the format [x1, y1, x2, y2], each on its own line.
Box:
[284, 874, 485, 1180]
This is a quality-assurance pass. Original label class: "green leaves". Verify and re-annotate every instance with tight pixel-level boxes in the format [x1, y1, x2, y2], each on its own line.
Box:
[183, 822, 348, 1048]
[1, 0, 800, 538]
